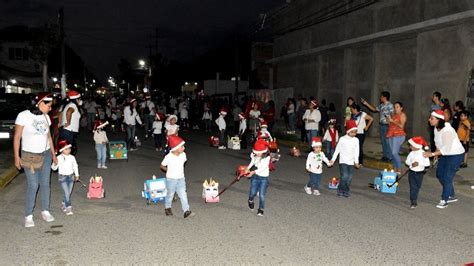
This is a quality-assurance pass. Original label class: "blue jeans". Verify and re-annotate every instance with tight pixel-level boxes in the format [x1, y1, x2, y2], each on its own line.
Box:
[248, 175, 269, 210]
[307, 173, 321, 190]
[356, 133, 365, 164]
[436, 154, 463, 201]
[388, 136, 405, 169]
[165, 178, 190, 213]
[338, 164, 354, 196]
[126, 125, 136, 149]
[87, 113, 96, 131]
[306, 129, 318, 147]
[95, 143, 107, 166]
[324, 141, 335, 159]
[24, 150, 52, 216]
[379, 124, 392, 160]
[408, 170, 424, 202]
[288, 113, 296, 131]
[219, 130, 226, 146]
[144, 114, 154, 135]
[58, 174, 74, 207]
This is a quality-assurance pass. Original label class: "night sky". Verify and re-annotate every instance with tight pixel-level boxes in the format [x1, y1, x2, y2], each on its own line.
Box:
[0, 0, 284, 80]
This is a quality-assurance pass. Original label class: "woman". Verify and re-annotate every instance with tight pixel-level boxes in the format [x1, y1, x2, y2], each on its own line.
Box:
[451, 100, 465, 131]
[14, 92, 58, 228]
[297, 98, 308, 142]
[440, 98, 452, 122]
[286, 98, 296, 134]
[386, 102, 407, 173]
[124, 98, 143, 151]
[60, 90, 82, 155]
[303, 100, 322, 146]
[350, 103, 373, 165]
[344, 97, 355, 126]
[424, 109, 465, 209]
[248, 102, 261, 141]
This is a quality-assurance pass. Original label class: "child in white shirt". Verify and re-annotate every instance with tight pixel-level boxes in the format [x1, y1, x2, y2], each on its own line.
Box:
[406, 136, 431, 209]
[153, 113, 163, 151]
[323, 119, 339, 159]
[305, 137, 330, 196]
[202, 107, 212, 132]
[51, 140, 79, 215]
[93, 120, 109, 169]
[238, 112, 247, 149]
[215, 109, 227, 149]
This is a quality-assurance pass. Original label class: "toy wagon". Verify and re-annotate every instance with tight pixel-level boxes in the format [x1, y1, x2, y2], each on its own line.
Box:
[88, 175, 105, 199]
[108, 140, 128, 161]
[142, 175, 167, 204]
[373, 169, 398, 194]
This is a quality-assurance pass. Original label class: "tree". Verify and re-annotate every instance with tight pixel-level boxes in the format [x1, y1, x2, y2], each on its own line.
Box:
[30, 24, 60, 91]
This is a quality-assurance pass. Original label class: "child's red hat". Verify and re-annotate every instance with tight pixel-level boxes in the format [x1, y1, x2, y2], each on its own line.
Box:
[168, 135, 185, 151]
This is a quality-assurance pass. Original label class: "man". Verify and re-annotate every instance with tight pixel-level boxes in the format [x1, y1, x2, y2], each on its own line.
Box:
[140, 94, 155, 138]
[361, 91, 394, 162]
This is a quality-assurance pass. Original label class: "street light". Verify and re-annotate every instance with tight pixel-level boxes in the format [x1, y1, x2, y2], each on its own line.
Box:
[52, 77, 58, 82]
[10, 79, 17, 84]
[138, 59, 146, 68]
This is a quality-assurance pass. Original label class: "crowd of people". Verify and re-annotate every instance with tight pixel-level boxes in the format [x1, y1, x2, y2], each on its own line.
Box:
[12, 88, 471, 227]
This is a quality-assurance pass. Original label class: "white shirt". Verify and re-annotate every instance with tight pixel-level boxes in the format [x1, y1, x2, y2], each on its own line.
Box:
[434, 123, 465, 156]
[161, 152, 187, 179]
[287, 103, 295, 114]
[51, 154, 79, 176]
[180, 108, 188, 119]
[215, 116, 226, 131]
[141, 100, 156, 116]
[323, 127, 339, 142]
[169, 98, 177, 109]
[239, 119, 247, 134]
[248, 154, 271, 177]
[93, 130, 108, 144]
[405, 149, 430, 172]
[153, 121, 163, 134]
[62, 102, 81, 132]
[85, 101, 97, 114]
[331, 135, 360, 165]
[306, 151, 329, 174]
[124, 106, 142, 126]
[249, 110, 260, 119]
[353, 112, 367, 134]
[303, 109, 321, 130]
[202, 111, 212, 120]
[165, 123, 179, 136]
[15, 110, 51, 153]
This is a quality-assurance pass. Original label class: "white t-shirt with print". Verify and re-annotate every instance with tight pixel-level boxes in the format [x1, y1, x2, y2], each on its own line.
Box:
[15, 110, 51, 153]
[354, 112, 368, 134]
[161, 152, 187, 179]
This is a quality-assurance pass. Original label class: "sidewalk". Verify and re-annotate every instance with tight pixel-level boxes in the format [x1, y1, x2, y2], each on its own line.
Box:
[272, 120, 474, 198]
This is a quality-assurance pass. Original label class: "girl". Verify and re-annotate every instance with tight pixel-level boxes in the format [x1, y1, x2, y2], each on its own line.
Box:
[215, 109, 227, 149]
[51, 140, 79, 216]
[386, 102, 407, 173]
[350, 103, 374, 166]
[323, 119, 339, 159]
[305, 137, 330, 196]
[93, 120, 109, 169]
[202, 105, 212, 132]
[123, 98, 142, 151]
[153, 113, 164, 151]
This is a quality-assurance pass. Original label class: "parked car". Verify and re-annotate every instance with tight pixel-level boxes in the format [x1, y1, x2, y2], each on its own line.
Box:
[0, 93, 32, 140]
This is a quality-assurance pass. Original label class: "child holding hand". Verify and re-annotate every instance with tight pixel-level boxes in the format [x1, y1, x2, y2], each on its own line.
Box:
[305, 137, 330, 196]
[406, 136, 431, 209]
[52, 140, 79, 215]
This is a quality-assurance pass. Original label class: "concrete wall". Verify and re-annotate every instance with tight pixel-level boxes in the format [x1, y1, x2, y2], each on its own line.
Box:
[269, 0, 474, 137]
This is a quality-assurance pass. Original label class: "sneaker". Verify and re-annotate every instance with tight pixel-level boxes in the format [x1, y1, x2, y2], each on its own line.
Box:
[155, 148, 159, 151]
[184, 210, 195, 218]
[24, 215, 34, 228]
[218, 146, 226, 150]
[436, 200, 448, 209]
[410, 204, 416, 209]
[165, 208, 173, 216]
[97, 164, 101, 169]
[257, 209, 264, 216]
[304, 186, 312, 195]
[130, 148, 138, 151]
[313, 190, 321, 196]
[460, 163, 468, 168]
[101, 165, 108, 169]
[145, 134, 149, 138]
[61, 202, 66, 212]
[65, 206, 73, 216]
[248, 200, 254, 210]
[41, 210, 55, 222]
[447, 197, 458, 203]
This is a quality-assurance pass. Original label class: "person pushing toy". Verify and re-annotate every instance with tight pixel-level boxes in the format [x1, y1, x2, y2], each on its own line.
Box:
[52, 139, 79, 215]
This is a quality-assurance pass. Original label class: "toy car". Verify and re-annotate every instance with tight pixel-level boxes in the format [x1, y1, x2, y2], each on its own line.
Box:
[88, 175, 105, 199]
[208, 136, 219, 147]
[202, 178, 219, 203]
[108, 140, 128, 161]
[373, 169, 398, 194]
[142, 175, 167, 204]
[328, 177, 339, 189]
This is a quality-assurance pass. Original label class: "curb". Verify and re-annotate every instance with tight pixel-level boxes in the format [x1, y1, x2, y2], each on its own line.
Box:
[0, 166, 19, 189]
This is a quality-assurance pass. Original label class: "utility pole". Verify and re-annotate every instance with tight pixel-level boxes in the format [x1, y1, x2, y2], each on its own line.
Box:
[58, 7, 66, 97]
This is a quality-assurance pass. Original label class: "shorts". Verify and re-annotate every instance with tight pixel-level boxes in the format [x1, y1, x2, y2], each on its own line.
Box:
[462, 143, 469, 153]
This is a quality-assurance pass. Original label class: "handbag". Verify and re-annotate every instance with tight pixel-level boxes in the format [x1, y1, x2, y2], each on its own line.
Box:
[20, 114, 49, 173]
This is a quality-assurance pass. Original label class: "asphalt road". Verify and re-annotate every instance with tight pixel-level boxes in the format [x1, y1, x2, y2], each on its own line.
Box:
[0, 129, 472, 264]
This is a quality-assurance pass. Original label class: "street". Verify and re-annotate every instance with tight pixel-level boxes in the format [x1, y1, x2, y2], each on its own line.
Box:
[0, 129, 473, 264]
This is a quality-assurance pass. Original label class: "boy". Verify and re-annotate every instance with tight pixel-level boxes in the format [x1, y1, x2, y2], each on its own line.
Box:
[329, 120, 360, 198]
[160, 135, 195, 218]
[406, 136, 431, 209]
[215, 108, 227, 149]
[305, 137, 330, 196]
[457, 111, 471, 168]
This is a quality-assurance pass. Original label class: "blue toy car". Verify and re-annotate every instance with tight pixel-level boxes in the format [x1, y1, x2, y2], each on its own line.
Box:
[373, 169, 398, 194]
[142, 175, 167, 204]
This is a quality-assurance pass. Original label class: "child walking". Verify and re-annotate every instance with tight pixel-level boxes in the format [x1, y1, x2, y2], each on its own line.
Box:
[160, 135, 195, 218]
[406, 136, 431, 209]
[457, 111, 471, 168]
[323, 119, 339, 159]
[202, 105, 212, 132]
[246, 139, 275, 217]
[238, 112, 247, 149]
[93, 120, 109, 169]
[51, 140, 79, 215]
[329, 120, 360, 198]
[153, 113, 163, 151]
[215, 108, 227, 149]
[304, 137, 330, 196]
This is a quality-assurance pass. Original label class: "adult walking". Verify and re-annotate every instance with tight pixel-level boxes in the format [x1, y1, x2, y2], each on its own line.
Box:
[303, 100, 321, 146]
[141, 94, 156, 138]
[424, 110, 464, 209]
[84, 97, 97, 132]
[350, 103, 373, 165]
[60, 90, 82, 155]
[124, 98, 143, 151]
[386, 102, 407, 173]
[361, 91, 394, 162]
[14, 92, 57, 227]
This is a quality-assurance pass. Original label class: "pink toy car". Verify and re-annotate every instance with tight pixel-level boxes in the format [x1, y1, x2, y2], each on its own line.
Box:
[87, 176, 105, 199]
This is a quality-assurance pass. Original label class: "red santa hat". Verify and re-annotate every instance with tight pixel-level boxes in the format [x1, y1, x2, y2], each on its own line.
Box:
[345, 120, 358, 133]
[252, 139, 268, 154]
[168, 135, 185, 151]
[311, 136, 322, 147]
[408, 136, 429, 150]
[328, 119, 336, 125]
[67, 90, 81, 100]
[238, 112, 246, 119]
[94, 120, 109, 130]
[129, 98, 137, 104]
[310, 100, 319, 108]
[57, 139, 72, 153]
[260, 120, 268, 128]
[145, 94, 151, 99]
[155, 112, 165, 121]
[431, 109, 445, 120]
[220, 108, 227, 115]
[34, 92, 53, 106]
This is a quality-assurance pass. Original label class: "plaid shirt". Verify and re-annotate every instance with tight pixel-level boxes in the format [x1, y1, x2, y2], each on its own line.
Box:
[376, 102, 394, 124]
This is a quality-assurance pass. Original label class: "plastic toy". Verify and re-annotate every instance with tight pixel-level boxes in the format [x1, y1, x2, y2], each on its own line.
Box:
[328, 177, 339, 189]
[289, 147, 301, 157]
[142, 175, 167, 204]
[87, 175, 105, 199]
[202, 178, 219, 203]
[372, 169, 398, 194]
[227, 136, 240, 150]
[208, 136, 219, 147]
[108, 140, 128, 161]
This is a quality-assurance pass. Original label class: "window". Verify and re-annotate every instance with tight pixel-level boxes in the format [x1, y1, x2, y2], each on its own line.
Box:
[8, 47, 29, 60]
